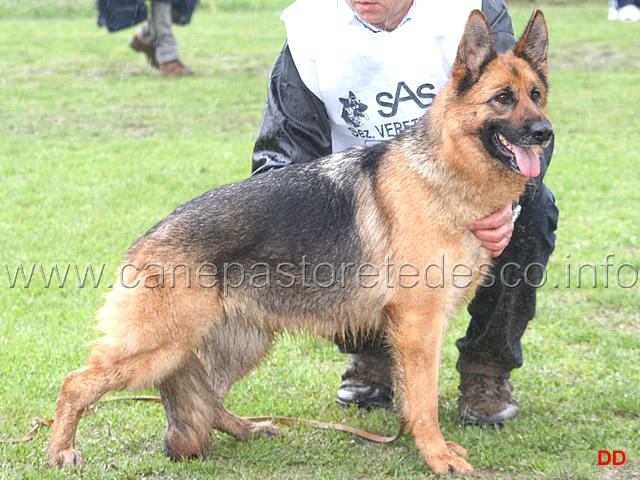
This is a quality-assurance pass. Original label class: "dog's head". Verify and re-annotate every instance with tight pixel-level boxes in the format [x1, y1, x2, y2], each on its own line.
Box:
[448, 10, 552, 178]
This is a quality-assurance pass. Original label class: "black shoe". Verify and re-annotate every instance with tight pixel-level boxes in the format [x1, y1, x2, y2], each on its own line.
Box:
[337, 380, 393, 409]
[458, 373, 519, 425]
[336, 352, 394, 409]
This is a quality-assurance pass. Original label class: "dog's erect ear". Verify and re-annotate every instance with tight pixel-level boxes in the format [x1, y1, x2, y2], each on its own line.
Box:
[512, 10, 549, 77]
[452, 10, 497, 96]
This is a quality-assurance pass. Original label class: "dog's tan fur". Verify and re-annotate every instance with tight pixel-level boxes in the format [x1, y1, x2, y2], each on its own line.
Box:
[49, 10, 550, 475]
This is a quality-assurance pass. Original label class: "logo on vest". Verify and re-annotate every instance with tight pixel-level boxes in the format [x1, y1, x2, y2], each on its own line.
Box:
[339, 91, 369, 128]
[340, 82, 437, 143]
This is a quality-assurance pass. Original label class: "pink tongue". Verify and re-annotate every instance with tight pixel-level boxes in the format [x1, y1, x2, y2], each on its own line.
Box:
[512, 145, 540, 177]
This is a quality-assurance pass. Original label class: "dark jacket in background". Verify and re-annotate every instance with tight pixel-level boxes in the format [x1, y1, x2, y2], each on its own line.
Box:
[97, 0, 197, 32]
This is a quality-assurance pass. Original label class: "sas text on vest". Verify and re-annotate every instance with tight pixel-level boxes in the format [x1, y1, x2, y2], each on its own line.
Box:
[376, 81, 436, 118]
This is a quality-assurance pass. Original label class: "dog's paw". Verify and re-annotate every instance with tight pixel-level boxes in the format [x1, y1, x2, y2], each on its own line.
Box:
[163, 426, 210, 460]
[249, 420, 283, 439]
[446, 440, 469, 457]
[425, 453, 473, 476]
[48, 448, 84, 468]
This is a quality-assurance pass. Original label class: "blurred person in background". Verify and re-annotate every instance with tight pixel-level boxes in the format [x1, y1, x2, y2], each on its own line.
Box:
[608, 0, 640, 21]
[98, 0, 196, 75]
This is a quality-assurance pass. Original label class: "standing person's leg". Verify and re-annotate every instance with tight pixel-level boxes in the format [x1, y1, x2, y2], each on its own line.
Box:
[151, 0, 193, 75]
[129, 13, 159, 67]
[130, 0, 193, 75]
[151, 1, 178, 64]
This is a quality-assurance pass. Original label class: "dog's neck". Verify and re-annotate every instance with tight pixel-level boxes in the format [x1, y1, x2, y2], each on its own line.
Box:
[389, 103, 528, 230]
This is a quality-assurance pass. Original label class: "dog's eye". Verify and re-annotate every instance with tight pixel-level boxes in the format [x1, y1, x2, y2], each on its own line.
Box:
[531, 90, 541, 102]
[494, 93, 512, 105]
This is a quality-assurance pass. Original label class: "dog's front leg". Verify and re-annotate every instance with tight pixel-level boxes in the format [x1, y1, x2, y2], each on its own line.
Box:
[391, 305, 473, 475]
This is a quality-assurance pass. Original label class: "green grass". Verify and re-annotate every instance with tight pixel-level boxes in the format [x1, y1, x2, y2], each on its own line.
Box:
[0, 2, 639, 479]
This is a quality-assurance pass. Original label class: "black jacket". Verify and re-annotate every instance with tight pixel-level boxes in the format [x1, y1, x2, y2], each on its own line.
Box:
[252, 0, 552, 203]
[97, 0, 197, 32]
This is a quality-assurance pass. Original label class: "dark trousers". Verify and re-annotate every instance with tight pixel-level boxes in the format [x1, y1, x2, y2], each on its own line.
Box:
[456, 184, 558, 376]
[340, 183, 559, 379]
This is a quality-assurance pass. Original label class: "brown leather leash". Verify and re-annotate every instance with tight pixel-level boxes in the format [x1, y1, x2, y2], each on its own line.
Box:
[246, 416, 405, 444]
[1, 395, 404, 445]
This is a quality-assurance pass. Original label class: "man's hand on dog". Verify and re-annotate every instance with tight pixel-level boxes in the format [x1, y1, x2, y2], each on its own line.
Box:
[470, 203, 514, 258]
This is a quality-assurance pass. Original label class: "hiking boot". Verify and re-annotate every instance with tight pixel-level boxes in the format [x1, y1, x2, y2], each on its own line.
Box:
[159, 59, 193, 76]
[129, 35, 158, 68]
[458, 372, 519, 425]
[336, 352, 394, 409]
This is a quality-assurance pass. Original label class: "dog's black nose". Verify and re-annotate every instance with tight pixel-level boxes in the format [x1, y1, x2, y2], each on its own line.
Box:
[531, 120, 553, 143]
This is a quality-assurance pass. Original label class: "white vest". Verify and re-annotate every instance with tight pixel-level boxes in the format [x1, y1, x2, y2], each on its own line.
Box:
[282, 0, 481, 152]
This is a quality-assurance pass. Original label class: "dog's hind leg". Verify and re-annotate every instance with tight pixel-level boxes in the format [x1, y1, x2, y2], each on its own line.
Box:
[48, 363, 115, 467]
[157, 352, 218, 460]
[204, 321, 282, 441]
[48, 274, 214, 467]
[157, 319, 280, 461]
[48, 340, 191, 467]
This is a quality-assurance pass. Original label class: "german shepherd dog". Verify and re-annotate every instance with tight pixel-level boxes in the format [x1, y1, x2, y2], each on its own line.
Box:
[49, 10, 552, 475]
